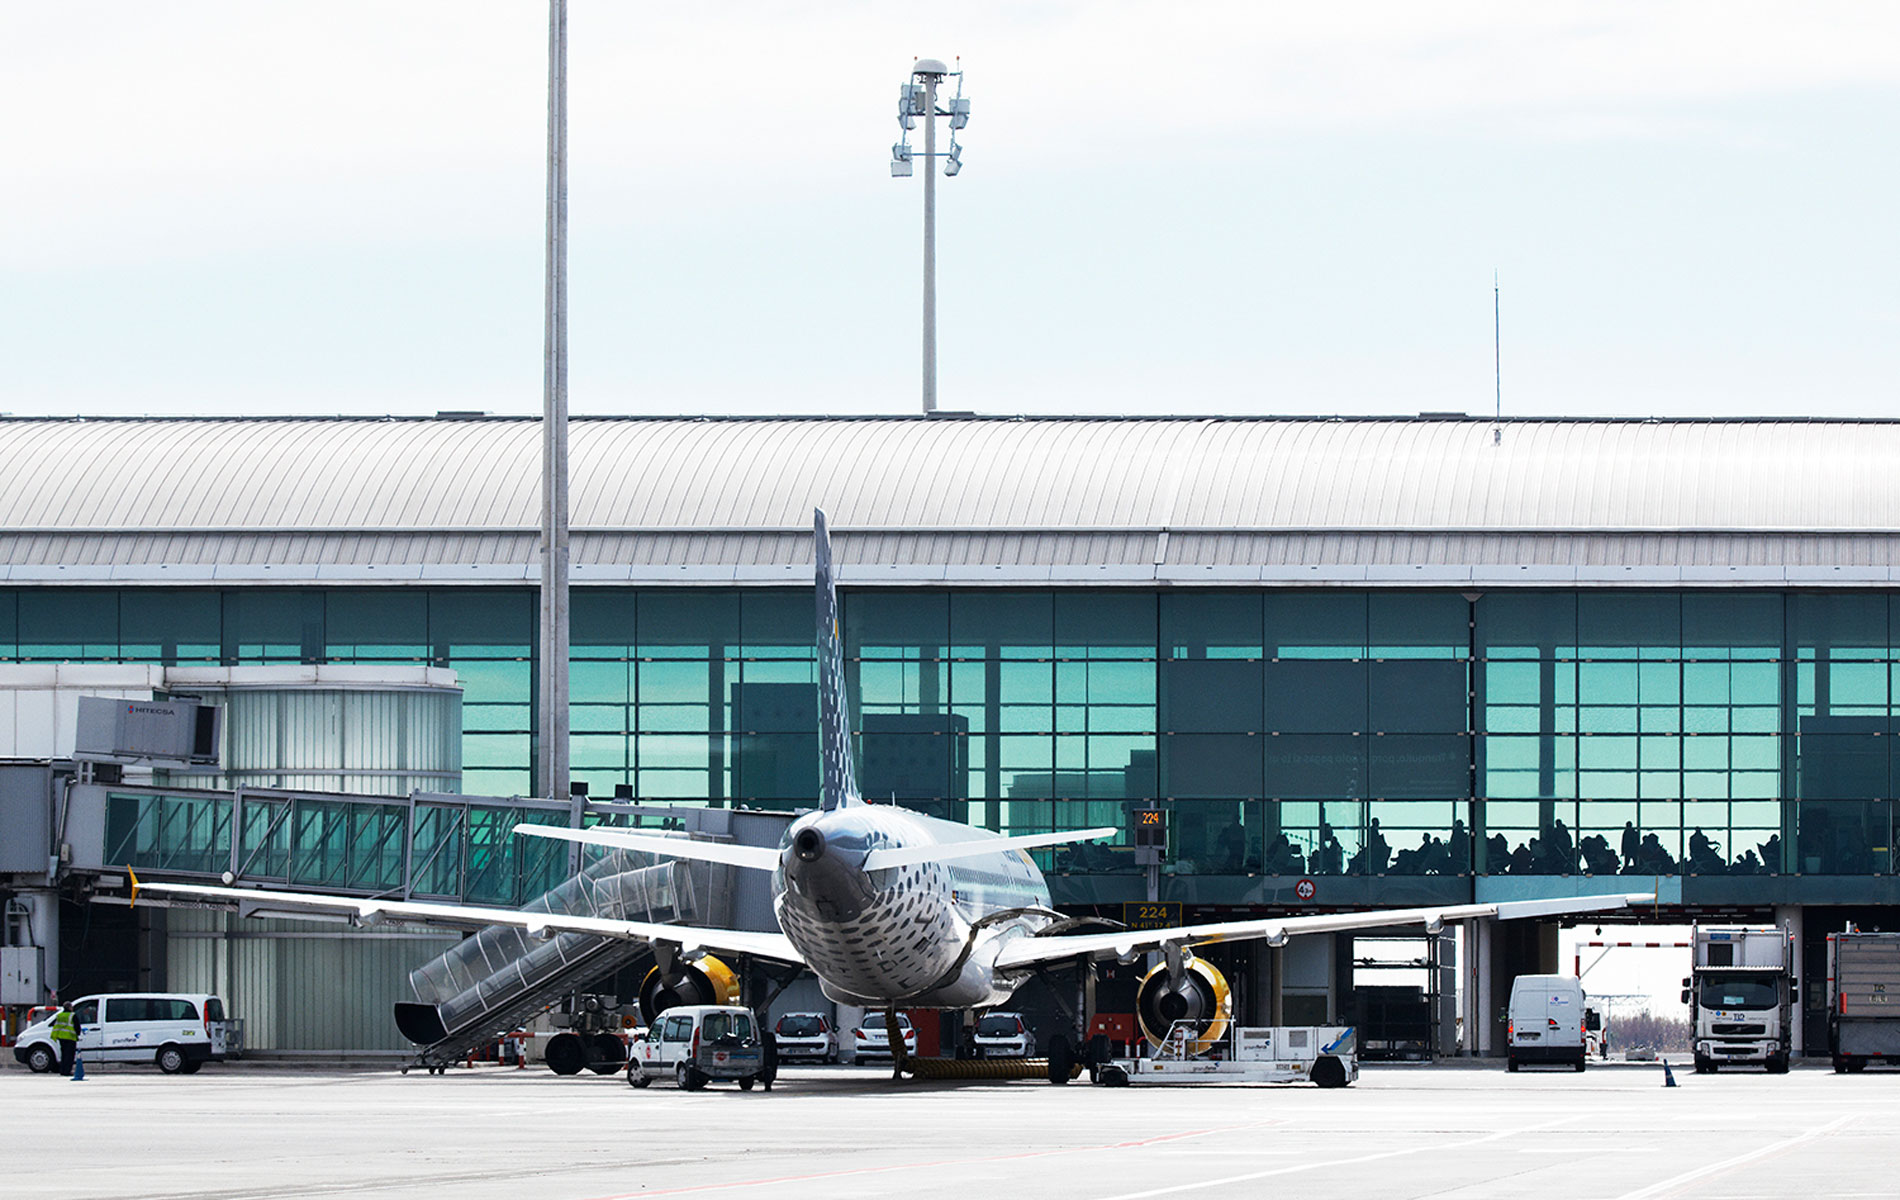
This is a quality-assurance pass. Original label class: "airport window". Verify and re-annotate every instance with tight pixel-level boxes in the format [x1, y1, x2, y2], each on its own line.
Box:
[1160, 592, 1261, 660]
[1266, 592, 1365, 659]
[18, 589, 119, 660]
[326, 591, 428, 662]
[121, 590, 220, 663]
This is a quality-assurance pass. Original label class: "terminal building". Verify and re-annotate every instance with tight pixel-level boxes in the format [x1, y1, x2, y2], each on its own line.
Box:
[4, 414, 1899, 1059]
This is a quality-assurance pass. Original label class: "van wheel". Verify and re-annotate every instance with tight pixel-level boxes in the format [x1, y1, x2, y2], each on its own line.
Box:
[24, 1044, 55, 1074]
[157, 1045, 188, 1074]
[180, 1059, 204, 1075]
[677, 1063, 706, 1091]
[626, 1064, 651, 1088]
[738, 1076, 755, 1091]
[1507, 1056, 1518, 1073]
[1834, 1056, 1848, 1074]
[1574, 1057, 1587, 1073]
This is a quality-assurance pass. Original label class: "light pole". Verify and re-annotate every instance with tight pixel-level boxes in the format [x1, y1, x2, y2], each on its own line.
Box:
[539, 0, 571, 806]
[891, 58, 968, 414]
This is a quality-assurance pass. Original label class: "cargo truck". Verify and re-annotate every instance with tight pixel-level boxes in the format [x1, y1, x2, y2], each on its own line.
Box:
[1827, 930, 1900, 1073]
[1682, 925, 1794, 1074]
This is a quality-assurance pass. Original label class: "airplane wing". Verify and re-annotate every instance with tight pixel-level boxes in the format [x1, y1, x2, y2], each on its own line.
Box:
[862, 827, 1118, 871]
[513, 824, 782, 871]
[130, 876, 806, 965]
[992, 892, 1657, 971]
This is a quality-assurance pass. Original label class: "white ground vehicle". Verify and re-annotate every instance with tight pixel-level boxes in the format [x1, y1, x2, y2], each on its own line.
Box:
[773, 1012, 838, 1063]
[1829, 931, 1900, 1073]
[13, 993, 229, 1074]
[1095, 1024, 1356, 1088]
[1507, 974, 1587, 1072]
[1684, 925, 1792, 1073]
[627, 1005, 770, 1091]
[852, 1010, 916, 1061]
[972, 1011, 1033, 1058]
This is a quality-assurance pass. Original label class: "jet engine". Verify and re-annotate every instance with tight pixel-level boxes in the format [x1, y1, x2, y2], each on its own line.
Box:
[638, 954, 738, 1025]
[1135, 954, 1232, 1056]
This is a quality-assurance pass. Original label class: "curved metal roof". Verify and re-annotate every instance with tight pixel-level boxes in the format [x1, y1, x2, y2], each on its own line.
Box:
[3, 416, 1897, 587]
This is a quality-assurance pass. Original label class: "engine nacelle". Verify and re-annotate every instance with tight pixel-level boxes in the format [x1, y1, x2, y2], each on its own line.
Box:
[638, 954, 739, 1026]
[1135, 955, 1232, 1056]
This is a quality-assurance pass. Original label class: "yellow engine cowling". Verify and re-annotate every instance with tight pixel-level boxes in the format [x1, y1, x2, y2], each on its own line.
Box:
[638, 955, 738, 1026]
[1135, 956, 1232, 1056]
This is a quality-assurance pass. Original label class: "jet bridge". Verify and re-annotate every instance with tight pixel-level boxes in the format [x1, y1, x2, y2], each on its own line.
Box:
[395, 848, 730, 1074]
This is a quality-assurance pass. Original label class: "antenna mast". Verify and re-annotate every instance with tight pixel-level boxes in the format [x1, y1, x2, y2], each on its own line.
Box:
[1492, 271, 1502, 445]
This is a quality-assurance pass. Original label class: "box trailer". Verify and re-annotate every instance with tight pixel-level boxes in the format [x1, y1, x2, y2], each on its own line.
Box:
[1828, 931, 1900, 1073]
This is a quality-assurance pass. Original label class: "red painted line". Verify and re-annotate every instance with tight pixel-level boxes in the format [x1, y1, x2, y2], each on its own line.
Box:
[582, 1120, 1282, 1200]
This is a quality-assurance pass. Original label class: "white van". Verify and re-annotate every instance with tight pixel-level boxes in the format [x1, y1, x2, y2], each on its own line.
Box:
[627, 1005, 770, 1091]
[13, 993, 230, 1075]
[1506, 974, 1587, 1072]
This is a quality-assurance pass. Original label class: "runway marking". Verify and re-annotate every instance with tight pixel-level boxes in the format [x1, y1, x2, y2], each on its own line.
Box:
[1094, 1117, 1579, 1200]
[581, 1119, 1287, 1200]
[1606, 1116, 1855, 1200]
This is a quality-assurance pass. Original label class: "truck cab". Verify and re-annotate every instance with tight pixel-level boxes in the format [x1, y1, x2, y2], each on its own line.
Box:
[626, 1005, 770, 1091]
[1684, 925, 1793, 1074]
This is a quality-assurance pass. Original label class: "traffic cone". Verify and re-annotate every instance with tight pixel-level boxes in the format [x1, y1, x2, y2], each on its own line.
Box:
[71, 1050, 85, 1082]
[1661, 1058, 1676, 1088]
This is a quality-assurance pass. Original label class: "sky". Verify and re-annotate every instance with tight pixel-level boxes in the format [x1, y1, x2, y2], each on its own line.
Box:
[4, 2, 1899, 420]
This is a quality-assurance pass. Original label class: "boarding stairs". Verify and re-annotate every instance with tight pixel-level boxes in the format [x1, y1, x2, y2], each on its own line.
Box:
[394, 849, 729, 1072]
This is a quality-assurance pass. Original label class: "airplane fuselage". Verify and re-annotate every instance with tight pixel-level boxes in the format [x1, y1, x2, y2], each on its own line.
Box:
[773, 806, 1054, 1008]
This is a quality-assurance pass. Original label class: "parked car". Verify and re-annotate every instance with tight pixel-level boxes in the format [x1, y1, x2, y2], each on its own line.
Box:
[972, 1011, 1033, 1058]
[852, 1011, 916, 1061]
[774, 1012, 838, 1063]
[13, 993, 230, 1075]
[627, 1005, 771, 1091]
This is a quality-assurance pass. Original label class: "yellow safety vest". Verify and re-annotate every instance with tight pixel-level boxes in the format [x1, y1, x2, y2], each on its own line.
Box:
[50, 1010, 76, 1041]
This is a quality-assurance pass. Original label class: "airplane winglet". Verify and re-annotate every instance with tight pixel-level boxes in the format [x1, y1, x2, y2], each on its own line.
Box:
[128, 867, 141, 908]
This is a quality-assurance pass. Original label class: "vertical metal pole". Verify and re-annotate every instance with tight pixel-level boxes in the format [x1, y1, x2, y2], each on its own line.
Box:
[921, 73, 938, 414]
[539, 0, 571, 802]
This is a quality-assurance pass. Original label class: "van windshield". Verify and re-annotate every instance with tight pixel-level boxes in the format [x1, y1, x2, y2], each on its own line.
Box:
[1699, 975, 1779, 1011]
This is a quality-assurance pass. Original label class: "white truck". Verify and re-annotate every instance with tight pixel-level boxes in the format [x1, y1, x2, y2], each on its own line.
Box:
[1682, 925, 1794, 1074]
[1827, 930, 1900, 1073]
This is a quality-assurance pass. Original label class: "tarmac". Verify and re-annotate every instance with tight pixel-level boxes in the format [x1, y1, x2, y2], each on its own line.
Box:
[4, 1058, 1895, 1200]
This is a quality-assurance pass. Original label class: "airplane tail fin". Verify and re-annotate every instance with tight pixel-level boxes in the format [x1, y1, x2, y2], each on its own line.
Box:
[814, 509, 860, 811]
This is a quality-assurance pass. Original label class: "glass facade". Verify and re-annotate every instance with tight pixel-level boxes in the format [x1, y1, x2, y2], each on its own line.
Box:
[101, 788, 578, 906]
[12, 586, 1900, 880]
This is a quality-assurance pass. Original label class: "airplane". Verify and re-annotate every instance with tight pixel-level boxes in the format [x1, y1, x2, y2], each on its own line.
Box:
[133, 510, 1654, 1075]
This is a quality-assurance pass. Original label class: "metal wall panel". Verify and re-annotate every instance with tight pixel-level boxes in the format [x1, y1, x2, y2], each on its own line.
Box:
[165, 907, 458, 1052]
[8, 417, 1900, 580]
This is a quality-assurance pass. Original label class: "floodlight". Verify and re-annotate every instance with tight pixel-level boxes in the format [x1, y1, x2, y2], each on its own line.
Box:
[891, 157, 913, 178]
[949, 98, 970, 130]
[943, 144, 961, 176]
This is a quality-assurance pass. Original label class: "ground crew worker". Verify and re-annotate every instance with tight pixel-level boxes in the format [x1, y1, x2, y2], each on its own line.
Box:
[50, 1003, 77, 1076]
